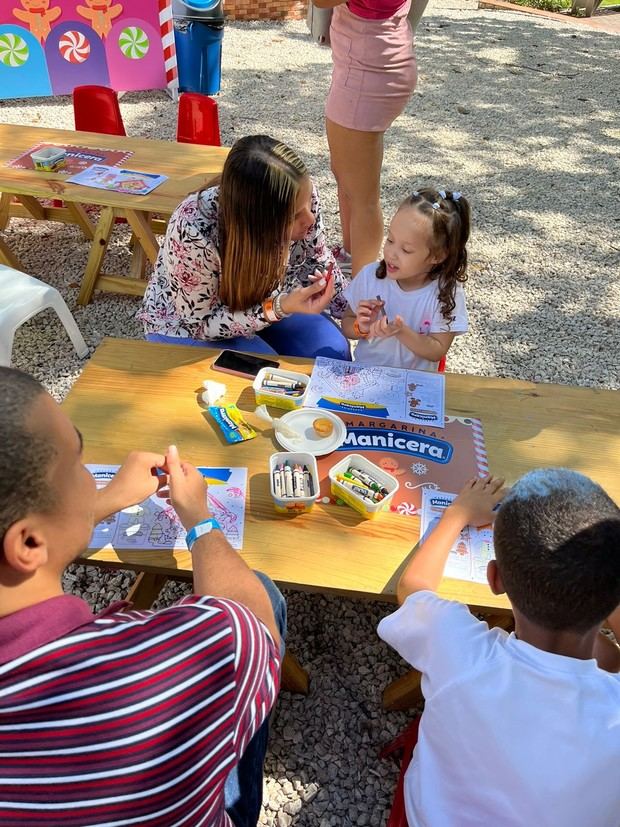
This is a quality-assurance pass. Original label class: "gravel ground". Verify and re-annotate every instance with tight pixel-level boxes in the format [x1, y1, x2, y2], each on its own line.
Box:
[2, 0, 619, 822]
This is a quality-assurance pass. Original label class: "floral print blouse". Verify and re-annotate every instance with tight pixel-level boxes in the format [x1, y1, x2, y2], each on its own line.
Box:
[138, 183, 349, 340]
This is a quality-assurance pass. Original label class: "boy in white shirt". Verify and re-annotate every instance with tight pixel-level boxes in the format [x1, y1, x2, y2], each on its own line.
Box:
[378, 470, 620, 827]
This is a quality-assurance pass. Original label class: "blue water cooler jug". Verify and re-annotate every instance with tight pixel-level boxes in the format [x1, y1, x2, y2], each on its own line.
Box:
[172, 0, 225, 96]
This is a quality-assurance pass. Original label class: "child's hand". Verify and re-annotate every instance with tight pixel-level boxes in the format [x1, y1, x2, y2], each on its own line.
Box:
[367, 314, 405, 340]
[356, 299, 383, 334]
[449, 476, 507, 528]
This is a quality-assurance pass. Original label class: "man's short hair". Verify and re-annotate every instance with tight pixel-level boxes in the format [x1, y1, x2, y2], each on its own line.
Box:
[0, 368, 56, 544]
[494, 469, 620, 633]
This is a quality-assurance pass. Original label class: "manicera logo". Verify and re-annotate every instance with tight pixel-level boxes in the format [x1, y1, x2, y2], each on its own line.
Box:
[342, 428, 453, 464]
[430, 497, 454, 507]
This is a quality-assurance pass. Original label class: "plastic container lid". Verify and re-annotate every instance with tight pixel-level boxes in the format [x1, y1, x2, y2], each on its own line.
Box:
[182, 0, 221, 10]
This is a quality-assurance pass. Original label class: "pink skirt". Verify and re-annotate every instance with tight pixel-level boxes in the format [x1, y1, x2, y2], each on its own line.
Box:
[325, 2, 417, 133]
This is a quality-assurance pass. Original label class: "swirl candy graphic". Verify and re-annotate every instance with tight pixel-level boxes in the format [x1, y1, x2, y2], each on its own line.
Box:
[59, 31, 92, 64]
[118, 26, 150, 59]
[0, 32, 29, 67]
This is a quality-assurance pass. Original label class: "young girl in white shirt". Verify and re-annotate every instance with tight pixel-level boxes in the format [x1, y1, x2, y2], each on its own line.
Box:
[341, 189, 471, 371]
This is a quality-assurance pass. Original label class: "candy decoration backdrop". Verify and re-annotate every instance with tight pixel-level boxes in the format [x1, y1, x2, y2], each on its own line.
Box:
[0, 0, 177, 100]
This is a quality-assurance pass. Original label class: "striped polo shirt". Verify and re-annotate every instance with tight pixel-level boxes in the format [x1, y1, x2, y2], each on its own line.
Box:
[0, 593, 281, 826]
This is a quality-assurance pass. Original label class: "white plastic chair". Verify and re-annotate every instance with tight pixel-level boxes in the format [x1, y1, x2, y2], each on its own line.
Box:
[0, 264, 89, 366]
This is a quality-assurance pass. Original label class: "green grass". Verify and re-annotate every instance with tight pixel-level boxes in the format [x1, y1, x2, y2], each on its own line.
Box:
[510, 0, 570, 11]
[510, 0, 618, 11]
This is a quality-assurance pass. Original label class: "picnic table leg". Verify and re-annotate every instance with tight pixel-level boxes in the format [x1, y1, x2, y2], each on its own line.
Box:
[66, 202, 95, 241]
[77, 206, 116, 306]
[281, 651, 310, 695]
[0, 193, 11, 231]
[126, 572, 171, 609]
[16, 194, 45, 221]
[124, 209, 160, 264]
[0, 236, 23, 270]
[382, 669, 422, 711]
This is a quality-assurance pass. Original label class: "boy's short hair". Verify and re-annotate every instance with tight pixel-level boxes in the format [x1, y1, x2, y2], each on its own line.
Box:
[0, 368, 56, 544]
[494, 469, 620, 633]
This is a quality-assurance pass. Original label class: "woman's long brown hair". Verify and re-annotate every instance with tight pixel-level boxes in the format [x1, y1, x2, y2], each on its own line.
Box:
[198, 135, 308, 312]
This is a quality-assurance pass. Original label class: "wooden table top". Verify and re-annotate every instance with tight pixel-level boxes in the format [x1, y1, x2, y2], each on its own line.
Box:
[0, 123, 229, 214]
[62, 338, 620, 611]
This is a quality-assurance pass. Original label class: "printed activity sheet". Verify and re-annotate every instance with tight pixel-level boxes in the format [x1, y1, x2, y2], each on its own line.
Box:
[304, 357, 445, 427]
[88, 466, 247, 551]
[420, 488, 495, 583]
[68, 165, 167, 195]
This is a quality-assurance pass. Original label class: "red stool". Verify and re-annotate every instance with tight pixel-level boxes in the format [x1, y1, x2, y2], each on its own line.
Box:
[380, 716, 421, 827]
[72, 85, 127, 136]
[176, 92, 221, 146]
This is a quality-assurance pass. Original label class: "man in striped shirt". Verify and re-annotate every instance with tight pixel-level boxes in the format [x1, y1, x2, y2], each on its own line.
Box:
[0, 367, 285, 826]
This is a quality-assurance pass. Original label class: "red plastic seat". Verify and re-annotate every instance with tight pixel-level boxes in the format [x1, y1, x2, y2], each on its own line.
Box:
[72, 85, 127, 136]
[380, 716, 421, 827]
[176, 92, 221, 146]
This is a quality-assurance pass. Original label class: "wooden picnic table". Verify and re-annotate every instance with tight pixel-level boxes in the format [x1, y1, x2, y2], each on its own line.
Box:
[0, 123, 228, 304]
[62, 338, 620, 705]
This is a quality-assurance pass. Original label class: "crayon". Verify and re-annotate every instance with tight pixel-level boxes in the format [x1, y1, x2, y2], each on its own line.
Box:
[293, 464, 304, 498]
[262, 381, 304, 391]
[261, 385, 303, 396]
[335, 476, 375, 503]
[263, 374, 303, 389]
[303, 465, 313, 497]
[376, 295, 387, 318]
[283, 462, 294, 498]
[348, 467, 389, 496]
[273, 466, 283, 498]
[336, 474, 384, 502]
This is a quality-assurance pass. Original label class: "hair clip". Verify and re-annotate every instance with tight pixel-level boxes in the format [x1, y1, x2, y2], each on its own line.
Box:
[438, 190, 446, 199]
[452, 191, 462, 201]
[411, 190, 420, 198]
[432, 202, 440, 210]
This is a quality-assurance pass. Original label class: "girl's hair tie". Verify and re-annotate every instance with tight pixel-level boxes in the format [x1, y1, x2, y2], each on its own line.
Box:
[452, 191, 462, 201]
[438, 190, 447, 199]
[432, 202, 441, 210]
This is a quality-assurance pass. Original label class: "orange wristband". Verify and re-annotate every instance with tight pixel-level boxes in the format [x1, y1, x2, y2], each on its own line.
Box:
[353, 320, 369, 339]
[263, 298, 279, 323]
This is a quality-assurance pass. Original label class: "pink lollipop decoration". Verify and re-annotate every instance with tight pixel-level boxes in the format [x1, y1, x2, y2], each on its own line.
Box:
[59, 31, 91, 64]
[397, 502, 418, 516]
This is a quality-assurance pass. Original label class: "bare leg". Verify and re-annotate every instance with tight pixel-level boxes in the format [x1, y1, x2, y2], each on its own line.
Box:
[337, 186, 352, 256]
[326, 118, 385, 277]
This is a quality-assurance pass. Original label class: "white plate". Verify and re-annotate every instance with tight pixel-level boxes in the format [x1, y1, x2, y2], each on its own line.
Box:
[275, 408, 346, 456]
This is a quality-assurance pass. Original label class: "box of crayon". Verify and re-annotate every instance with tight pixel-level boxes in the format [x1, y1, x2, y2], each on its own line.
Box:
[269, 452, 320, 514]
[328, 453, 399, 519]
[253, 368, 309, 412]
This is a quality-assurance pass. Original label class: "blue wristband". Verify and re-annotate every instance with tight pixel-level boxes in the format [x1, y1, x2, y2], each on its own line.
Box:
[186, 518, 222, 550]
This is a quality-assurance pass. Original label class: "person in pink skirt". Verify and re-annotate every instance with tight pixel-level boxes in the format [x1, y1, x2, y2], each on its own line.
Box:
[315, 0, 417, 278]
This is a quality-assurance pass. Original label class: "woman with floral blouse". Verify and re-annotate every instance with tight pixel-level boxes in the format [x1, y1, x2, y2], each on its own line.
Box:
[139, 135, 351, 359]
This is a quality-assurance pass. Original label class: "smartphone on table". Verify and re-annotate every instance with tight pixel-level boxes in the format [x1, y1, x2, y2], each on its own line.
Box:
[211, 350, 280, 380]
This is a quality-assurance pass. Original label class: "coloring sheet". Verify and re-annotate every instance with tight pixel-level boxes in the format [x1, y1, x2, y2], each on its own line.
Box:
[88, 466, 247, 551]
[304, 356, 445, 428]
[68, 164, 167, 195]
[420, 488, 495, 583]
